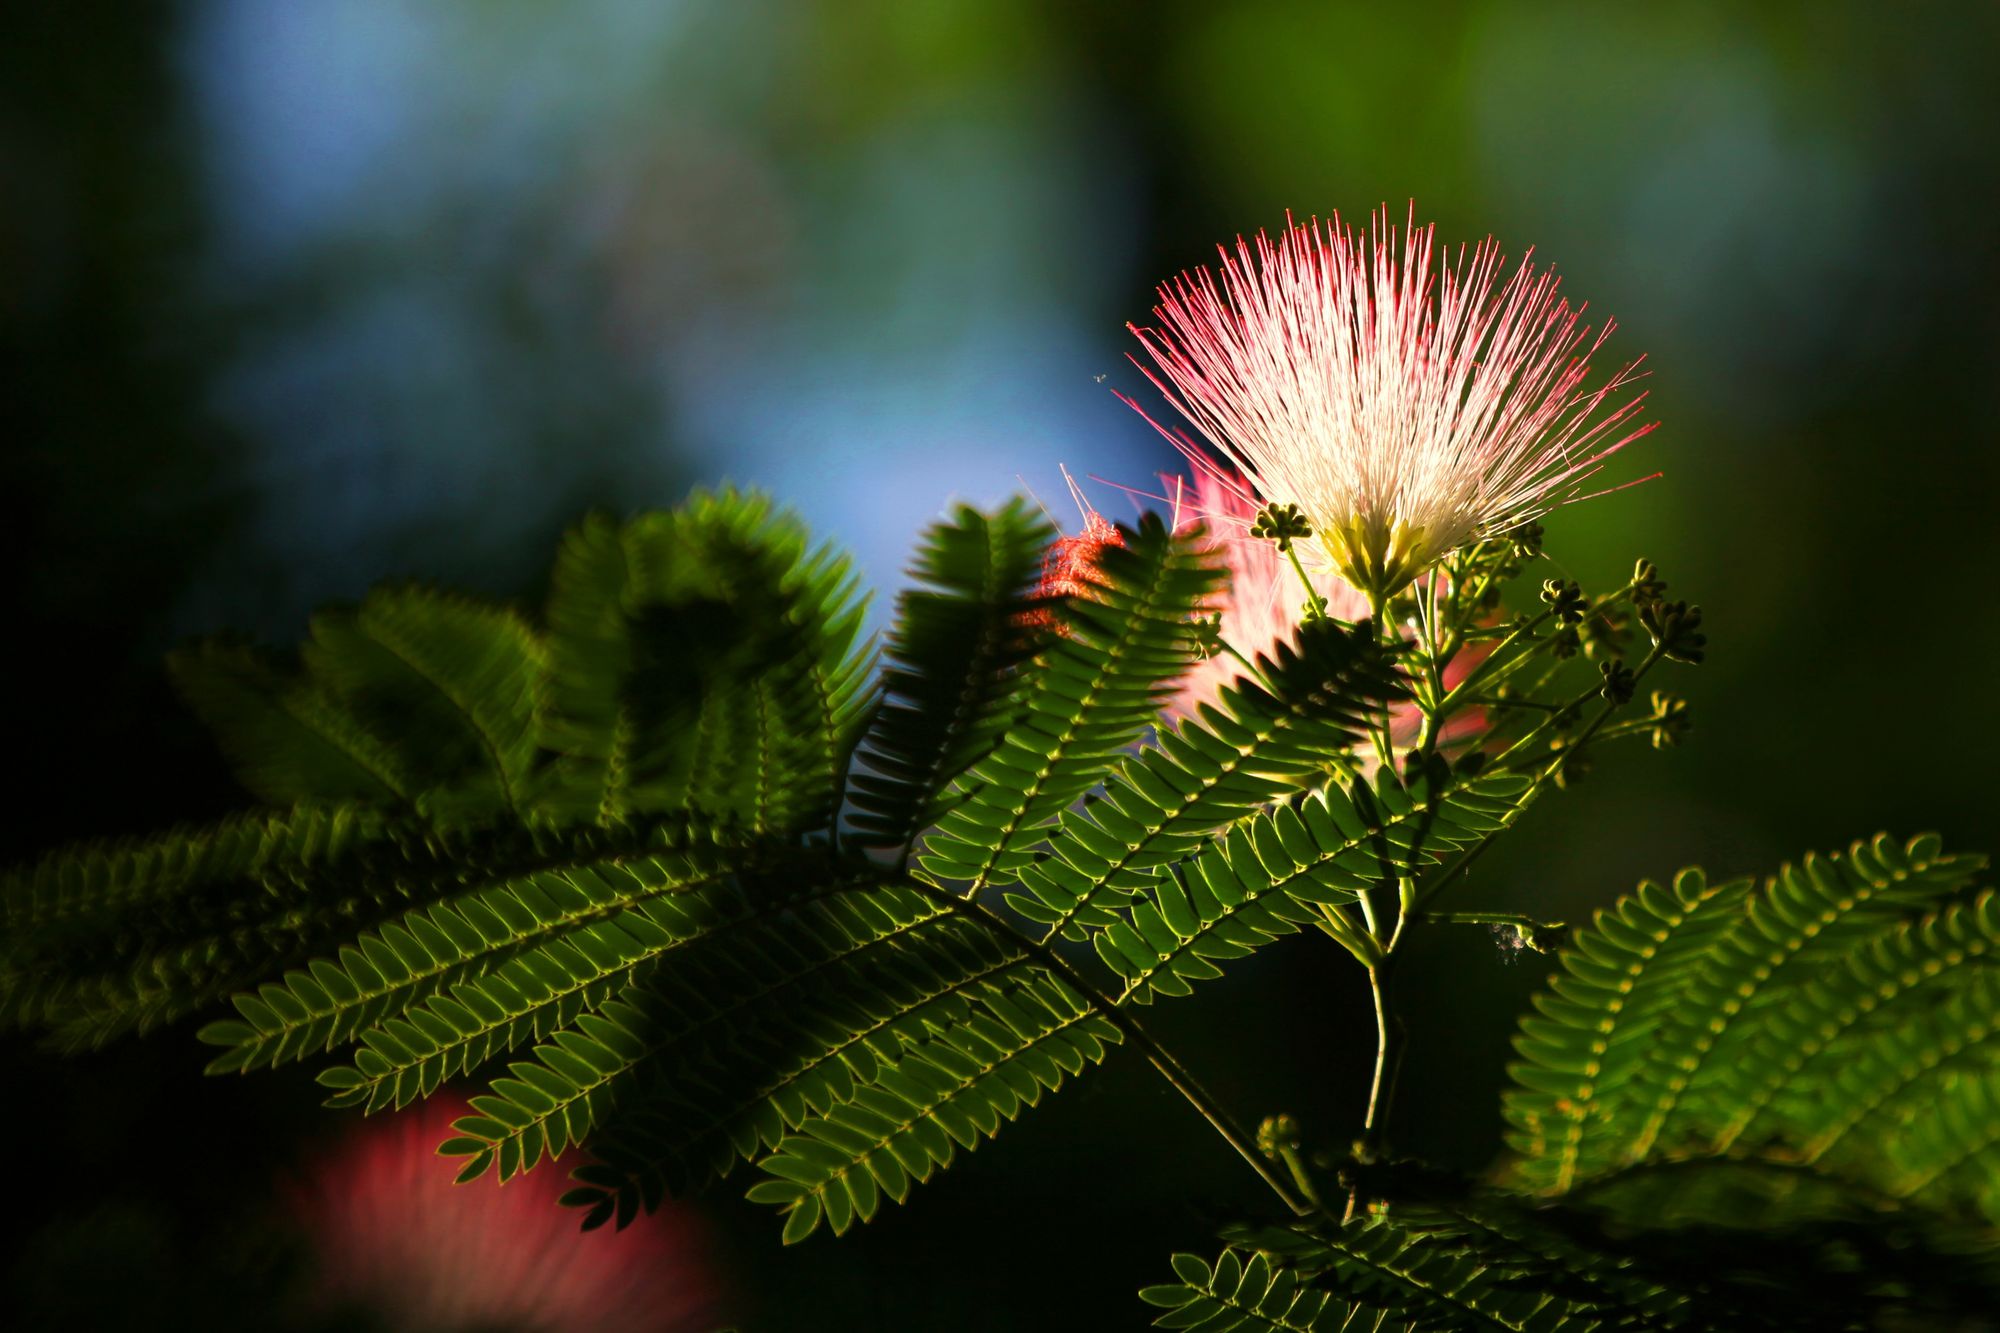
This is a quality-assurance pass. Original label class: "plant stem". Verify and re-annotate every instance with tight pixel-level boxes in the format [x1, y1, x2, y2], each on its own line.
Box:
[1413, 707, 1440, 757]
[1434, 577, 1643, 713]
[1417, 910, 1563, 930]
[1274, 1142, 1323, 1208]
[1312, 903, 1381, 966]
[1354, 883, 1384, 939]
[1412, 645, 1667, 916]
[1360, 965, 1402, 1157]
[1284, 542, 1329, 621]
[1434, 609, 1552, 711]
[1220, 641, 1272, 690]
[1335, 579, 1665, 1220]
[1366, 590, 1400, 769]
[902, 876, 1313, 1217]
[1345, 962, 1406, 1220]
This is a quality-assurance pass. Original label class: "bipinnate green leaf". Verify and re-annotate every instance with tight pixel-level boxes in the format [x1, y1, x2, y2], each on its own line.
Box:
[439, 882, 1063, 1204]
[919, 513, 1223, 889]
[1503, 866, 1755, 1194]
[1095, 766, 1531, 1004]
[1012, 616, 1404, 945]
[1138, 1247, 1344, 1330]
[198, 833, 773, 1080]
[168, 641, 411, 805]
[1504, 833, 1989, 1196]
[173, 588, 546, 819]
[305, 587, 546, 819]
[743, 963, 1117, 1240]
[1, 805, 394, 1042]
[1220, 833, 2000, 1332]
[533, 491, 872, 833]
[847, 499, 1053, 851]
[1150, 1202, 1699, 1331]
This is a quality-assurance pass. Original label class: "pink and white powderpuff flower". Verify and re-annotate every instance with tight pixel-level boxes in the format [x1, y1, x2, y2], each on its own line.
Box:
[289, 1095, 726, 1333]
[1127, 207, 1656, 607]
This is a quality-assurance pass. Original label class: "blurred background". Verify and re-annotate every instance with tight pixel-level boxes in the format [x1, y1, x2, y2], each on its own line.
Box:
[5, 0, 1996, 1327]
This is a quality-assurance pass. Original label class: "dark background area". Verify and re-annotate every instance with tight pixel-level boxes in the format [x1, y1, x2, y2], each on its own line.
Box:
[5, 2, 1996, 1328]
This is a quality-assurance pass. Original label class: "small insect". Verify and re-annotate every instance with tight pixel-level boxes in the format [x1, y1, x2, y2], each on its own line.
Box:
[1093, 373, 1107, 383]
[1490, 921, 1565, 960]
[1490, 924, 1530, 962]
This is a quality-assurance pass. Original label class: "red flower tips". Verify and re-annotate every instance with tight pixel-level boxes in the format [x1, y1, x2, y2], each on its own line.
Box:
[1026, 501, 1125, 633]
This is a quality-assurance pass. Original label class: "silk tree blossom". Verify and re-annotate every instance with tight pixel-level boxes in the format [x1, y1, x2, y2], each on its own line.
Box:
[291, 1093, 725, 1332]
[1126, 208, 1656, 607]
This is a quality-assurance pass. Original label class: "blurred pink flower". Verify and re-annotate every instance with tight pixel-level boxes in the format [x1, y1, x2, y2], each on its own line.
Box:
[1164, 465, 1487, 760]
[291, 1096, 725, 1333]
[1128, 207, 1655, 604]
[1163, 465, 1366, 719]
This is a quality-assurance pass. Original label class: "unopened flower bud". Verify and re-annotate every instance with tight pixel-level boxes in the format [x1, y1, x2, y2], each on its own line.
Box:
[1257, 1114, 1302, 1157]
[1641, 599, 1707, 665]
[1598, 659, 1636, 705]
[1508, 520, 1546, 562]
[1630, 558, 1666, 608]
[1646, 691, 1692, 748]
[1251, 502, 1314, 552]
[1540, 578, 1587, 625]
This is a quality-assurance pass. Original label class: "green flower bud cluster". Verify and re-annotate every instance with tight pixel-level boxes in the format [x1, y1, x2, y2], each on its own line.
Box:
[1641, 599, 1707, 665]
[1251, 503, 1314, 552]
[1646, 691, 1692, 748]
[1453, 527, 1542, 604]
[1630, 557, 1667, 608]
[1257, 1113, 1303, 1157]
[1539, 578, 1587, 625]
[1598, 659, 1636, 705]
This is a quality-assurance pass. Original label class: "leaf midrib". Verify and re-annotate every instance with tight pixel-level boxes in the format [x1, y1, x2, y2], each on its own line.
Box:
[1038, 672, 1363, 946]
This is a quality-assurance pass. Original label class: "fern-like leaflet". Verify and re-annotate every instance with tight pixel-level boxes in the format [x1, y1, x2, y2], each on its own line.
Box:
[16, 483, 1994, 1331]
[1144, 835, 2000, 1331]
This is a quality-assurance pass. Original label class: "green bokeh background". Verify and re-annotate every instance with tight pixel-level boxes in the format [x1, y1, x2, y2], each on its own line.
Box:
[5, 2, 1995, 1327]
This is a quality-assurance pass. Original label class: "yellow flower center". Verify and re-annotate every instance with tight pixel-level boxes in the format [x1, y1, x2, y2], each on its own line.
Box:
[1317, 513, 1435, 611]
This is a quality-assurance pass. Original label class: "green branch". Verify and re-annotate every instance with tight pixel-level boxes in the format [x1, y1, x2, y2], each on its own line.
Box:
[903, 875, 1314, 1218]
[1414, 645, 1668, 918]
